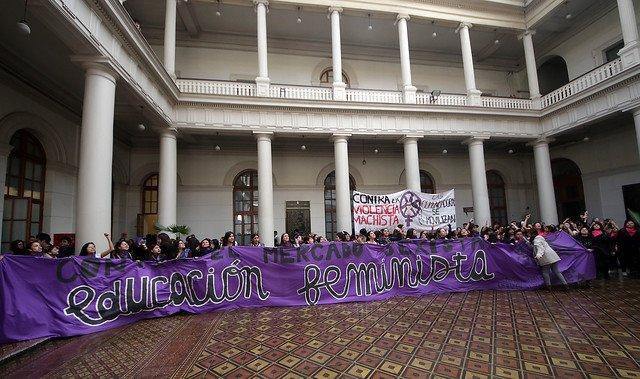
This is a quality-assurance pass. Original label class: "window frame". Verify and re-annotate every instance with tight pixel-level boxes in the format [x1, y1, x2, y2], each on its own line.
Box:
[486, 170, 508, 226]
[323, 171, 356, 240]
[233, 169, 259, 246]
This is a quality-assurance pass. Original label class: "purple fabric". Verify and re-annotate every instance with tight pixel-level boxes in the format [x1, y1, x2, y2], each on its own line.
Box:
[0, 232, 595, 343]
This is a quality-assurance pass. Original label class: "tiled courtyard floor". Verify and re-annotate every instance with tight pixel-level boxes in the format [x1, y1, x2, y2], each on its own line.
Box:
[2, 280, 640, 378]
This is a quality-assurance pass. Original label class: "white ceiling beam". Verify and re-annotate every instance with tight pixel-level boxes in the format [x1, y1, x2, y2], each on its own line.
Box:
[177, 1, 201, 38]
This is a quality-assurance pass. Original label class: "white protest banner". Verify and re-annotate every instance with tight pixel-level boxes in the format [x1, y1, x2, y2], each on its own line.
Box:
[352, 189, 456, 231]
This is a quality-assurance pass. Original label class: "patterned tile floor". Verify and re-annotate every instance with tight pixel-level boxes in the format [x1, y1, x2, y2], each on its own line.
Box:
[2, 280, 640, 378]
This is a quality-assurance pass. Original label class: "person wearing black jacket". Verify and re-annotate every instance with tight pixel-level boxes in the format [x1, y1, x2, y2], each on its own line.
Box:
[590, 222, 612, 279]
[617, 220, 640, 277]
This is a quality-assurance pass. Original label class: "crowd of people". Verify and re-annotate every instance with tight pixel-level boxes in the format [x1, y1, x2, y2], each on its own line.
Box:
[3, 211, 639, 286]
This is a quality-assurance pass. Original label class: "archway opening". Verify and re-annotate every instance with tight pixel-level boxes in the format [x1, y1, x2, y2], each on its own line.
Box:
[537, 56, 570, 95]
[324, 171, 356, 240]
[551, 158, 585, 221]
[486, 170, 508, 226]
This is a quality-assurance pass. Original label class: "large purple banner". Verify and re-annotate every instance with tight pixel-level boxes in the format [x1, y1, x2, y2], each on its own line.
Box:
[0, 232, 594, 343]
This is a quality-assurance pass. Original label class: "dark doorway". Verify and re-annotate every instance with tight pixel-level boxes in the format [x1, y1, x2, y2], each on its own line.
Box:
[552, 158, 585, 221]
[623, 183, 640, 223]
[286, 201, 311, 236]
[538, 56, 570, 95]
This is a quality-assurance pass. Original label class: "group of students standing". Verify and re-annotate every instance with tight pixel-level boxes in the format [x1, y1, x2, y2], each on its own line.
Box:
[3, 212, 639, 288]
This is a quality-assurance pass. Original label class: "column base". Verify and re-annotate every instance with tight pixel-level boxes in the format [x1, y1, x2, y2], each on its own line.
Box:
[619, 42, 640, 69]
[255, 77, 271, 97]
[467, 89, 482, 106]
[403, 85, 417, 104]
[333, 82, 347, 101]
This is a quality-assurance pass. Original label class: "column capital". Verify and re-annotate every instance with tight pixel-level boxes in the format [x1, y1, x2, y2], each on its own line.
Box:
[328, 6, 343, 15]
[632, 107, 640, 117]
[527, 137, 554, 147]
[253, 131, 274, 141]
[398, 135, 423, 144]
[517, 29, 536, 40]
[456, 22, 473, 33]
[331, 133, 351, 142]
[462, 135, 489, 145]
[71, 55, 119, 83]
[396, 13, 410, 23]
[160, 127, 178, 138]
[253, 0, 269, 11]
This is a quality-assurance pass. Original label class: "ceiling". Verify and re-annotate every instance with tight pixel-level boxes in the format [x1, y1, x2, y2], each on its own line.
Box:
[124, 0, 616, 71]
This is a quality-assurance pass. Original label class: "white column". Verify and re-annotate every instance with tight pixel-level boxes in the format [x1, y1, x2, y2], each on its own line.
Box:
[329, 7, 346, 101]
[633, 109, 640, 162]
[519, 30, 541, 105]
[397, 14, 416, 104]
[465, 137, 491, 227]
[254, 0, 270, 96]
[333, 134, 352, 233]
[163, 0, 177, 78]
[0, 144, 12, 247]
[401, 136, 421, 191]
[158, 129, 178, 230]
[532, 139, 559, 225]
[76, 62, 117, 254]
[617, 0, 640, 68]
[255, 132, 275, 247]
[456, 22, 482, 105]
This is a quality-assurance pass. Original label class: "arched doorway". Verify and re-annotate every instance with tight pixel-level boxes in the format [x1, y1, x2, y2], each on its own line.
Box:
[538, 56, 570, 95]
[2, 130, 46, 251]
[486, 170, 508, 226]
[420, 170, 436, 194]
[551, 158, 585, 221]
[324, 171, 356, 240]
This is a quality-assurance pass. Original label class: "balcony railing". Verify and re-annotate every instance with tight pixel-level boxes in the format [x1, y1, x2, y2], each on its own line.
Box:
[540, 58, 623, 108]
[176, 58, 627, 111]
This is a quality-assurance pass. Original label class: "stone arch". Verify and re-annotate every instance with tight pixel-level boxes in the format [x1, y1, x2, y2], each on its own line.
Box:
[551, 157, 585, 221]
[398, 162, 444, 190]
[222, 161, 278, 187]
[537, 55, 570, 95]
[0, 112, 69, 164]
[131, 162, 183, 187]
[484, 161, 514, 186]
[310, 59, 360, 88]
[315, 163, 364, 188]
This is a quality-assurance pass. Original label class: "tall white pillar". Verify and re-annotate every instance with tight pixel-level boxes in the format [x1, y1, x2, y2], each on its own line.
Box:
[255, 132, 275, 247]
[401, 136, 421, 191]
[456, 22, 482, 106]
[396, 14, 417, 104]
[254, 0, 270, 96]
[532, 139, 559, 225]
[76, 62, 117, 254]
[632, 109, 640, 162]
[519, 30, 541, 105]
[465, 137, 491, 227]
[158, 129, 178, 230]
[163, 0, 177, 78]
[0, 144, 12, 247]
[617, 0, 640, 68]
[333, 134, 352, 233]
[329, 7, 346, 101]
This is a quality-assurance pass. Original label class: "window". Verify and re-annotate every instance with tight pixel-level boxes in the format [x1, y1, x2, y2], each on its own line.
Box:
[2, 130, 46, 251]
[137, 173, 159, 236]
[420, 170, 435, 194]
[486, 170, 507, 226]
[319, 68, 350, 87]
[324, 171, 356, 240]
[604, 40, 624, 63]
[233, 170, 258, 246]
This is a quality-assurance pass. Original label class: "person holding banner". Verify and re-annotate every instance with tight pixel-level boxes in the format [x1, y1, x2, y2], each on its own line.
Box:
[531, 227, 569, 290]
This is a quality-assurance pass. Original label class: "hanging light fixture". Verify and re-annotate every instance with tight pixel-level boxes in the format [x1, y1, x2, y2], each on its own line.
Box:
[493, 29, 500, 45]
[361, 140, 367, 165]
[431, 20, 437, 38]
[214, 145, 221, 151]
[17, 0, 30, 36]
[215, 0, 222, 16]
[296, 6, 303, 24]
[137, 106, 146, 131]
[368, 13, 373, 31]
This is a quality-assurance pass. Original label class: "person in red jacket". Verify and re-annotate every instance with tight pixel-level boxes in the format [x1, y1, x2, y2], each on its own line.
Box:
[617, 220, 640, 277]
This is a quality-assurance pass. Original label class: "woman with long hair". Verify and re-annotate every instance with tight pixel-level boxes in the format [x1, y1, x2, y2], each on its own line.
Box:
[222, 231, 236, 247]
[79, 242, 96, 257]
[530, 227, 568, 290]
[280, 233, 293, 248]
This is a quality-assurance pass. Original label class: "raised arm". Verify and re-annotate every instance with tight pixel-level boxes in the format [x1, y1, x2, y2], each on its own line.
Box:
[99, 233, 115, 258]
